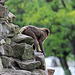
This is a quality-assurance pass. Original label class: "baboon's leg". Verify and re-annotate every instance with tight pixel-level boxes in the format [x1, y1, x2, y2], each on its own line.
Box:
[25, 30, 40, 52]
[39, 39, 46, 56]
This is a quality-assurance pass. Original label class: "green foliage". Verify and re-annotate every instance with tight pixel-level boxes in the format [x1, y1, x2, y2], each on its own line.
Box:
[6, 0, 75, 58]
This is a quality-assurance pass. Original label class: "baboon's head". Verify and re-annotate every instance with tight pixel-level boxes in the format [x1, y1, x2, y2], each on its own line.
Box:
[41, 28, 50, 36]
[19, 26, 27, 34]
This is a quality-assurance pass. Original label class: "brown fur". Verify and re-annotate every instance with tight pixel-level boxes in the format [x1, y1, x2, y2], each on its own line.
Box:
[19, 26, 50, 56]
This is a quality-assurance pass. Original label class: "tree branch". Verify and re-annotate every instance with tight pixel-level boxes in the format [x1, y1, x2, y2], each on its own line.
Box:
[61, 0, 66, 8]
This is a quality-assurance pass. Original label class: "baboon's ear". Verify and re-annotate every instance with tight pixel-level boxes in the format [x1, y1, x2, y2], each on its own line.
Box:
[45, 29, 50, 36]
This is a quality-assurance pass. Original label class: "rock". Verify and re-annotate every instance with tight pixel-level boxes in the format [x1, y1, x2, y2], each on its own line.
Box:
[0, 46, 5, 56]
[8, 12, 15, 23]
[2, 25, 10, 36]
[1, 72, 11, 75]
[2, 56, 22, 70]
[3, 22, 14, 33]
[12, 43, 34, 60]
[0, 22, 10, 38]
[32, 69, 47, 75]
[7, 33, 15, 38]
[3, 44, 14, 57]
[5, 38, 11, 44]
[1, 56, 10, 68]
[1, 56, 15, 69]
[1, 56, 41, 71]
[14, 25, 19, 34]
[1, 22, 17, 36]
[0, 4, 9, 18]
[16, 60, 41, 71]
[1, 69, 31, 75]
[0, 39, 6, 45]
[0, 39, 6, 55]
[0, 24, 3, 40]
[0, 21, 18, 39]
[34, 51, 46, 70]
[0, 57, 3, 73]
[13, 34, 33, 45]
[8, 23, 19, 34]
[31, 73, 41, 75]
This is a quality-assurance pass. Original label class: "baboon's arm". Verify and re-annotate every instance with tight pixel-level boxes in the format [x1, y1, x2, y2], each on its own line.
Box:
[39, 40, 46, 56]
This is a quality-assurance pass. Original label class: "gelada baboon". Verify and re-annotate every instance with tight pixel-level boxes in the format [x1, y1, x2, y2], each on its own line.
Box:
[19, 26, 50, 56]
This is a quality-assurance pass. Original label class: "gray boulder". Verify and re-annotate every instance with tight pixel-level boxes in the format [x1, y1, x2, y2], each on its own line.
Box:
[0, 24, 3, 40]
[0, 4, 9, 18]
[0, 57, 3, 73]
[0, 22, 19, 38]
[13, 34, 33, 45]
[0, 46, 5, 56]
[16, 60, 41, 71]
[0, 39, 6, 55]
[3, 44, 14, 57]
[0, 21, 15, 38]
[8, 12, 15, 23]
[7, 23, 19, 34]
[12, 43, 34, 60]
[1, 56, 41, 71]
[34, 51, 46, 70]
[1, 69, 31, 75]
[1, 56, 15, 69]
[5, 38, 11, 44]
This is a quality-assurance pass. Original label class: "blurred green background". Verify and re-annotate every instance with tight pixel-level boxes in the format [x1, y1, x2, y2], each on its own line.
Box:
[5, 0, 75, 75]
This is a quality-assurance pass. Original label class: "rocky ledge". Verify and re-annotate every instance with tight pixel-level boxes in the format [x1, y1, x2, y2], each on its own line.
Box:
[0, 1, 46, 75]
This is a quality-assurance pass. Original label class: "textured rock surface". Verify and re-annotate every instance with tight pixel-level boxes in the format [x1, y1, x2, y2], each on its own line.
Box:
[8, 12, 15, 23]
[3, 44, 14, 56]
[0, 57, 3, 73]
[0, 24, 3, 40]
[35, 51, 46, 70]
[13, 34, 33, 45]
[0, 4, 9, 18]
[1, 56, 15, 69]
[1, 69, 31, 75]
[12, 43, 34, 60]
[0, 46, 5, 55]
[17, 60, 41, 71]
[0, 39, 6, 55]
[7, 23, 19, 34]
